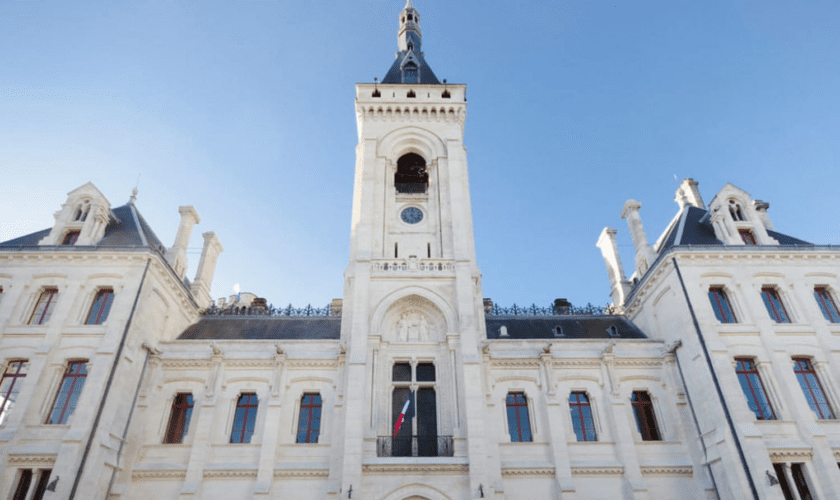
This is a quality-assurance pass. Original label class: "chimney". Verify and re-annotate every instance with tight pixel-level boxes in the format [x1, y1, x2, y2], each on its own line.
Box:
[752, 200, 773, 230]
[553, 298, 572, 315]
[190, 231, 223, 309]
[675, 178, 705, 209]
[620, 200, 656, 276]
[165, 206, 200, 279]
[483, 298, 494, 315]
[596, 227, 631, 307]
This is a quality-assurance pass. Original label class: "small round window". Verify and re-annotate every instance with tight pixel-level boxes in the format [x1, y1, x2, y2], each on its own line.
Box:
[400, 207, 423, 224]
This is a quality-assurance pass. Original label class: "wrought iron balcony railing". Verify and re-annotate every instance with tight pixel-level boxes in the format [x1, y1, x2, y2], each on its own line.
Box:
[376, 435, 453, 457]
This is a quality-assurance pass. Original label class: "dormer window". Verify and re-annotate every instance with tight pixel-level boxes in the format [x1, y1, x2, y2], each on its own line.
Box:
[403, 62, 418, 83]
[73, 201, 90, 222]
[395, 153, 428, 194]
[739, 229, 756, 245]
[62, 231, 80, 245]
[728, 200, 745, 221]
[407, 14, 413, 21]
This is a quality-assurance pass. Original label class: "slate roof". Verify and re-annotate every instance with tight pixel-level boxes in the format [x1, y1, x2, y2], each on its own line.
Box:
[485, 315, 646, 340]
[655, 205, 812, 253]
[382, 51, 440, 84]
[0, 204, 166, 252]
[178, 317, 342, 341]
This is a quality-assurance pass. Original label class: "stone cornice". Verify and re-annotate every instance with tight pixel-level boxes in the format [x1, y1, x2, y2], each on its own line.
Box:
[571, 466, 624, 476]
[131, 469, 187, 481]
[501, 467, 555, 477]
[273, 469, 330, 478]
[640, 465, 693, 476]
[203, 469, 258, 479]
[362, 463, 469, 475]
[7, 453, 56, 466]
[768, 448, 813, 461]
[490, 359, 541, 369]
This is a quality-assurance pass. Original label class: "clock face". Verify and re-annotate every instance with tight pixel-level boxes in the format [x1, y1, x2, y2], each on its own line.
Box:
[400, 207, 423, 224]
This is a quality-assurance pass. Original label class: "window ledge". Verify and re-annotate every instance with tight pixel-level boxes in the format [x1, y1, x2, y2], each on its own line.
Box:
[716, 324, 760, 336]
[771, 324, 817, 335]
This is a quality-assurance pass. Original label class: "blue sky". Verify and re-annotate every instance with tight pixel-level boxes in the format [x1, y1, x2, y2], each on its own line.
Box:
[2, 0, 839, 309]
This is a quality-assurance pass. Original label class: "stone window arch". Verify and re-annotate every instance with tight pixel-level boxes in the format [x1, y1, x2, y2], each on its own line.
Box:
[395, 153, 428, 194]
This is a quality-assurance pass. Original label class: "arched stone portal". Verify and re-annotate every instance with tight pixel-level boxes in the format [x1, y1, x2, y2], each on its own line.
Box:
[379, 294, 446, 343]
[380, 483, 451, 500]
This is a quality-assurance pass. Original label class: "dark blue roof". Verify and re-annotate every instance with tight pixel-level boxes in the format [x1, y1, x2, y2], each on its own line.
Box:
[178, 317, 341, 340]
[382, 50, 440, 84]
[0, 204, 166, 252]
[656, 206, 811, 252]
[485, 315, 646, 340]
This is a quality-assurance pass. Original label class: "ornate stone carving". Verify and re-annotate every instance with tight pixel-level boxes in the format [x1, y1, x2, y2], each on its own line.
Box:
[382, 295, 446, 343]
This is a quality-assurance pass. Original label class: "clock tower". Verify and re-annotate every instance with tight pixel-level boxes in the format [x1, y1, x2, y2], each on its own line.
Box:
[335, 0, 496, 497]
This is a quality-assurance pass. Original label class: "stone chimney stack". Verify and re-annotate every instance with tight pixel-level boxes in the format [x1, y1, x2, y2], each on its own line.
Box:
[165, 205, 200, 280]
[597, 227, 631, 307]
[753, 200, 774, 230]
[190, 231, 223, 309]
[675, 178, 705, 209]
[620, 200, 656, 277]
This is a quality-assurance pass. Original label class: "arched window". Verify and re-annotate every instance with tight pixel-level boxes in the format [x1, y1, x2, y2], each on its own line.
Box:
[395, 153, 428, 194]
[403, 62, 418, 83]
[728, 200, 745, 221]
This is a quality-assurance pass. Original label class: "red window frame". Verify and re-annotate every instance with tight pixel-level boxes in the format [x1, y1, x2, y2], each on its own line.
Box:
[792, 358, 835, 420]
[734, 358, 775, 420]
[630, 391, 661, 441]
[230, 393, 258, 444]
[569, 391, 597, 441]
[296, 393, 322, 443]
[739, 229, 756, 245]
[29, 289, 58, 325]
[0, 360, 28, 424]
[47, 361, 88, 425]
[164, 393, 194, 444]
[761, 287, 791, 323]
[708, 287, 737, 323]
[814, 287, 840, 323]
[62, 231, 80, 245]
[505, 392, 532, 442]
[85, 289, 115, 325]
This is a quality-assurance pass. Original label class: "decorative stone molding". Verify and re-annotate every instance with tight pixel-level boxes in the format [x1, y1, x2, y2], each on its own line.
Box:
[501, 467, 555, 477]
[357, 105, 466, 125]
[225, 359, 275, 369]
[640, 466, 693, 476]
[768, 448, 813, 461]
[491, 360, 541, 369]
[202, 469, 258, 479]
[161, 359, 212, 370]
[614, 359, 663, 368]
[273, 469, 330, 478]
[7, 453, 56, 466]
[362, 463, 469, 475]
[131, 469, 187, 481]
[571, 466, 624, 476]
[287, 360, 339, 369]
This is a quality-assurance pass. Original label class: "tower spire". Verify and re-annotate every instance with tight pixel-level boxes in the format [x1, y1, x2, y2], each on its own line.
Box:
[381, 0, 440, 84]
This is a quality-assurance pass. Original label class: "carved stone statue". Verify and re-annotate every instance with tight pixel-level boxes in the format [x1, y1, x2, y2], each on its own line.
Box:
[398, 313, 409, 341]
[418, 314, 430, 341]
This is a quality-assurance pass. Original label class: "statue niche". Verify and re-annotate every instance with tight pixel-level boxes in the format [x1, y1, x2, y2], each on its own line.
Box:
[381, 295, 445, 343]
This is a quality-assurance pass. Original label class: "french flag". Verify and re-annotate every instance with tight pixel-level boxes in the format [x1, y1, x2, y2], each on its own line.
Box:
[393, 392, 414, 437]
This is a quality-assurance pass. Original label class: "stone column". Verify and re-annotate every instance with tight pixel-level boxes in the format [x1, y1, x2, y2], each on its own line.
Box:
[620, 200, 656, 277]
[165, 206, 200, 280]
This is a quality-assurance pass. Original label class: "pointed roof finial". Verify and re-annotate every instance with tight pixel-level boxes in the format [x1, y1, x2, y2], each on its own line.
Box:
[129, 187, 138, 205]
[404, 0, 414, 9]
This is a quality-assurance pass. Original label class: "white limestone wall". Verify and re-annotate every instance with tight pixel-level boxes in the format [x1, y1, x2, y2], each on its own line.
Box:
[626, 249, 840, 500]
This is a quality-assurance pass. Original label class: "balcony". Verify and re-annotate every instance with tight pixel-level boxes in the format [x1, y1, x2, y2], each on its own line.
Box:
[376, 436, 453, 457]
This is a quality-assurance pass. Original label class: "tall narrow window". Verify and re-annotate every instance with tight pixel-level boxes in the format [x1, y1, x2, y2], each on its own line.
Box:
[791, 464, 814, 500]
[739, 229, 756, 245]
[390, 362, 438, 456]
[505, 392, 532, 442]
[230, 393, 258, 443]
[729, 201, 746, 221]
[773, 463, 795, 500]
[296, 393, 322, 443]
[630, 391, 661, 441]
[403, 62, 418, 83]
[11, 470, 33, 500]
[85, 288, 115, 325]
[569, 392, 596, 441]
[792, 358, 835, 420]
[164, 393, 194, 443]
[31, 469, 52, 500]
[47, 360, 88, 424]
[0, 360, 28, 425]
[394, 153, 428, 194]
[814, 287, 840, 323]
[29, 288, 58, 325]
[734, 358, 775, 420]
[62, 231, 80, 245]
[708, 287, 737, 323]
[761, 287, 790, 323]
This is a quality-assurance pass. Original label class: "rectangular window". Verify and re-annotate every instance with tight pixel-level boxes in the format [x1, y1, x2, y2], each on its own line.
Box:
[296, 393, 322, 443]
[389, 362, 438, 457]
[85, 288, 115, 325]
[708, 287, 737, 323]
[505, 392, 532, 442]
[631, 391, 661, 441]
[11, 469, 33, 500]
[761, 287, 790, 323]
[739, 229, 756, 245]
[164, 393, 194, 444]
[814, 287, 840, 323]
[773, 463, 795, 500]
[62, 231, 80, 245]
[790, 463, 814, 500]
[29, 288, 58, 325]
[792, 358, 835, 420]
[31, 469, 52, 500]
[734, 358, 775, 420]
[0, 360, 28, 425]
[230, 393, 258, 443]
[47, 360, 88, 425]
[569, 392, 597, 441]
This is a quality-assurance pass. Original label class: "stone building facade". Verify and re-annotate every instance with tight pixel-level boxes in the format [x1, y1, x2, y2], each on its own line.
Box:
[1, 2, 838, 500]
